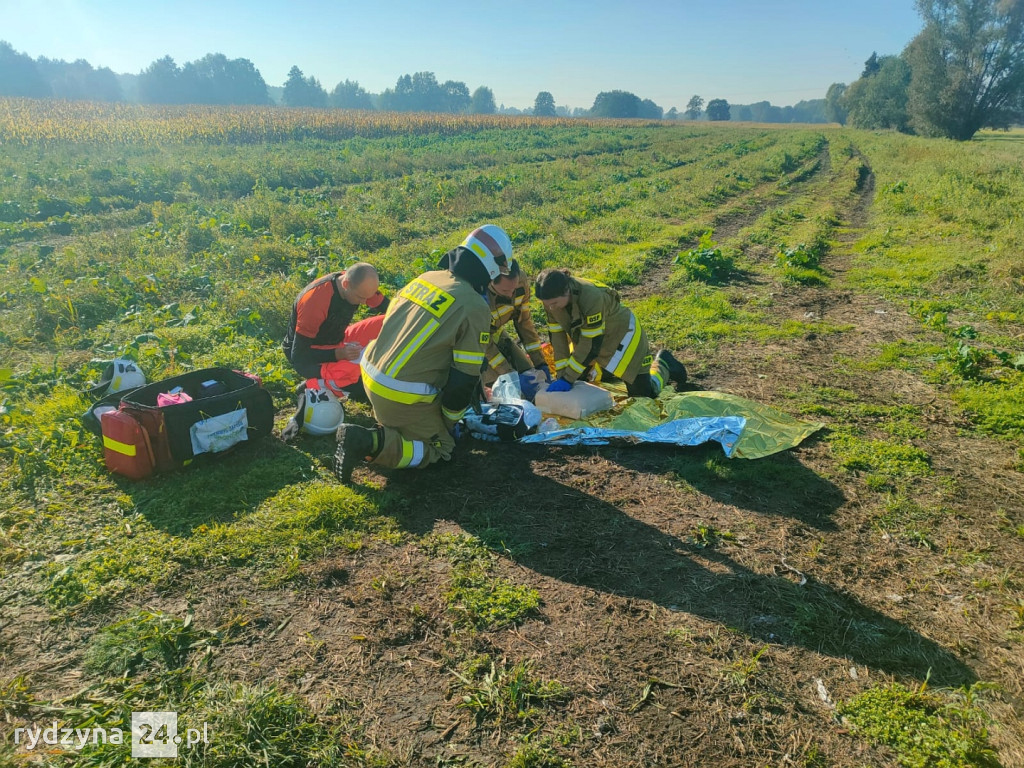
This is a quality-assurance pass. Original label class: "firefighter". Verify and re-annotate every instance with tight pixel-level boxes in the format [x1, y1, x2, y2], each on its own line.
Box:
[483, 258, 550, 389]
[281, 262, 389, 440]
[334, 225, 512, 483]
[437, 252, 549, 390]
[534, 267, 687, 398]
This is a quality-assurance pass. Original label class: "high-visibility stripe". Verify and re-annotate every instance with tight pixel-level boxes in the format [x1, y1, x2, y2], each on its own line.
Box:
[492, 306, 514, 322]
[386, 318, 439, 377]
[523, 341, 542, 352]
[555, 358, 569, 370]
[361, 361, 438, 405]
[103, 435, 137, 457]
[567, 357, 586, 375]
[488, 352, 507, 368]
[580, 324, 605, 338]
[609, 312, 642, 378]
[395, 438, 426, 468]
[453, 350, 485, 365]
[651, 371, 665, 394]
[442, 405, 466, 422]
[547, 323, 564, 333]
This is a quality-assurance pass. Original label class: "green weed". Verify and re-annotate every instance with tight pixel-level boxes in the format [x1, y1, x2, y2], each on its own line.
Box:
[454, 659, 569, 726]
[504, 743, 573, 768]
[687, 522, 737, 549]
[446, 567, 540, 631]
[45, 481, 394, 611]
[84, 608, 216, 678]
[674, 231, 735, 283]
[829, 431, 931, 487]
[838, 682, 998, 768]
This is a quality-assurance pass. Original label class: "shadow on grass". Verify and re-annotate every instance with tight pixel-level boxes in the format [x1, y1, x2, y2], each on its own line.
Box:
[378, 441, 973, 687]
[116, 438, 324, 536]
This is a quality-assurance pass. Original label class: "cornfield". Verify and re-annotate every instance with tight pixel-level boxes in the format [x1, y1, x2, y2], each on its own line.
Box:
[0, 98, 651, 145]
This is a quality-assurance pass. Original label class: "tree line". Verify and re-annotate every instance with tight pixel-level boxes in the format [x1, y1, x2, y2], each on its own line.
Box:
[825, 0, 1024, 140]
[1, 40, 821, 122]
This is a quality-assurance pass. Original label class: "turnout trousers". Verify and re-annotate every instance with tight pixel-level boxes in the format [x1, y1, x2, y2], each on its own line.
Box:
[364, 392, 456, 470]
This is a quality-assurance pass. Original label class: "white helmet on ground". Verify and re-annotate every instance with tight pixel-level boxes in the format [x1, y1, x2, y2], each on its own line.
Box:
[302, 385, 345, 435]
[104, 358, 146, 394]
[462, 225, 512, 280]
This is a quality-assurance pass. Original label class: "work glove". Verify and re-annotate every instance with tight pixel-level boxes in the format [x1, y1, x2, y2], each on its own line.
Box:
[546, 377, 572, 393]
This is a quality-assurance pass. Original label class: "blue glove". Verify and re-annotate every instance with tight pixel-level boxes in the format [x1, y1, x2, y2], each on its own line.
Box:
[519, 371, 541, 400]
[538, 367, 552, 383]
[546, 378, 572, 393]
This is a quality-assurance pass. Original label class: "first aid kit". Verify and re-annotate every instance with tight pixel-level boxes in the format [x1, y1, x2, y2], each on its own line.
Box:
[93, 367, 274, 478]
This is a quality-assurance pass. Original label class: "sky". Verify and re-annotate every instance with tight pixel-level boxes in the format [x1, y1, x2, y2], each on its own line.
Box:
[1, 0, 924, 110]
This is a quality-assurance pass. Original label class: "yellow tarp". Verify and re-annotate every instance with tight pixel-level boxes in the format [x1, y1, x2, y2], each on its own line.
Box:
[575, 389, 825, 459]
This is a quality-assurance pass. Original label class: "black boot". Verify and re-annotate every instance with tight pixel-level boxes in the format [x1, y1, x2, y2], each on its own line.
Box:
[334, 424, 375, 484]
[656, 349, 688, 387]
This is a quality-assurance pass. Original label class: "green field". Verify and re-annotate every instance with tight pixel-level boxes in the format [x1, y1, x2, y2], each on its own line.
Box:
[1, 100, 1023, 767]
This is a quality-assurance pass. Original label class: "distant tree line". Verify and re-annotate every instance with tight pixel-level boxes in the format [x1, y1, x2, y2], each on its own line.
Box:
[825, 0, 1024, 140]
[1, 39, 824, 123]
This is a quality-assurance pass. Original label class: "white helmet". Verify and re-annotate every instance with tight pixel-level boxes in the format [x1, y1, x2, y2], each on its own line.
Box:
[103, 358, 146, 394]
[302, 385, 345, 435]
[462, 225, 512, 280]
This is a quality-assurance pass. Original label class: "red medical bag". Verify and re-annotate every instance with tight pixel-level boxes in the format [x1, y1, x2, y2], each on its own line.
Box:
[100, 409, 156, 480]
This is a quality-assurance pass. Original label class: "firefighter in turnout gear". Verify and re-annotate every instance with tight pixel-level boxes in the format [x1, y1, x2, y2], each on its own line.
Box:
[534, 268, 687, 398]
[484, 260, 549, 385]
[334, 225, 512, 482]
[437, 251, 548, 386]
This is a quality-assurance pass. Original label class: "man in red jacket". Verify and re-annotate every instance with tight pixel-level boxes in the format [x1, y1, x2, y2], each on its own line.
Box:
[281, 263, 389, 439]
[283, 262, 389, 395]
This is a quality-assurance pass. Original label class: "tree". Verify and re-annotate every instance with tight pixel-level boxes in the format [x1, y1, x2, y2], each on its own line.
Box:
[35, 56, 122, 101]
[441, 80, 470, 113]
[904, 0, 1024, 140]
[706, 98, 730, 121]
[533, 91, 556, 116]
[283, 65, 327, 108]
[139, 56, 183, 103]
[379, 71, 459, 112]
[181, 54, 269, 105]
[0, 41, 50, 98]
[844, 55, 911, 131]
[665, 107, 679, 120]
[684, 95, 704, 119]
[470, 86, 496, 114]
[330, 79, 372, 110]
[824, 82, 849, 124]
[639, 98, 663, 119]
[862, 52, 882, 78]
[591, 90, 642, 117]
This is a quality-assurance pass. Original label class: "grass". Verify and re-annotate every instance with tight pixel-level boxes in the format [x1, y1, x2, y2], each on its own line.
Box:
[422, 532, 541, 630]
[838, 682, 998, 768]
[1, 607, 388, 768]
[44, 479, 397, 611]
[453, 659, 570, 726]
[1, 107, 1023, 766]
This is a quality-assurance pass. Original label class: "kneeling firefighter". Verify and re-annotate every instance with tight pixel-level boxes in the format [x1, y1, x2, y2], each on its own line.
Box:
[334, 225, 511, 482]
[535, 268, 688, 398]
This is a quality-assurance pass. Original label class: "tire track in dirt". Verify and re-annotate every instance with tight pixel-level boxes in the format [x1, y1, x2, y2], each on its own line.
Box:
[620, 146, 830, 304]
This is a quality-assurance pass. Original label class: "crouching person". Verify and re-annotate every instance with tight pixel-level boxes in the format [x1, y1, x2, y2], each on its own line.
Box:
[534, 268, 688, 398]
[334, 225, 513, 482]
